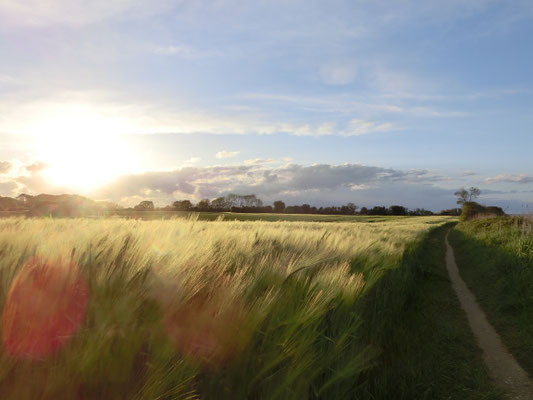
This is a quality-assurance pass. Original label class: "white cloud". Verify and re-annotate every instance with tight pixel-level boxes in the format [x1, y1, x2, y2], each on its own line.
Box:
[485, 174, 533, 184]
[216, 151, 240, 159]
[320, 64, 357, 85]
[343, 119, 396, 136]
[152, 44, 220, 59]
[0, 0, 174, 27]
[0, 75, 15, 84]
[241, 92, 469, 120]
[1, 90, 400, 137]
[244, 158, 277, 165]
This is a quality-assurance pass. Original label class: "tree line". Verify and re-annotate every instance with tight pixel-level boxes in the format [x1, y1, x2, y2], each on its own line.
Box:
[133, 193, 462, 216]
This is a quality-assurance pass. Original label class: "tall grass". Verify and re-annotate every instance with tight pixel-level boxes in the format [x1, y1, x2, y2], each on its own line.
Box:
[0, 216, 451, 399]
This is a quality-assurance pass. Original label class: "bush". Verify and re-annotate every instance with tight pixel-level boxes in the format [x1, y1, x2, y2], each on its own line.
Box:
[460, 202, 505, 221]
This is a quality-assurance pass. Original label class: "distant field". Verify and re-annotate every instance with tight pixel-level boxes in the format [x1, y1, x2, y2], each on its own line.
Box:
[0, 215, 499, 400]
[1, 208, 447, 223]
[111, 209, 385, 222]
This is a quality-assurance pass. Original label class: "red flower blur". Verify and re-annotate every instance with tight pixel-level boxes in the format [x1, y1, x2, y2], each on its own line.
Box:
[162, 290, 248, 367]
[2, 257, 89, 359]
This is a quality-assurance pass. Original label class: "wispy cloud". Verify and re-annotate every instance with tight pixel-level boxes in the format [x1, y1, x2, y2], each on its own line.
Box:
[320, 64, 357, 85]
[343, 119, 396, 136]
[152, 45, 219, 59]
[154, 45, 196, 57]
[0, 0, 174, 27]
[216, 151, 240, 159]
[0, 75, 15, 84]
[485, 174, 533, 184]
[184, 157, 201, 164]
[242, 92, 470, 119]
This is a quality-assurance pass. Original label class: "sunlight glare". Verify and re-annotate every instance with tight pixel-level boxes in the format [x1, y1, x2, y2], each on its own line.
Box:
[32, 105, 138, 191]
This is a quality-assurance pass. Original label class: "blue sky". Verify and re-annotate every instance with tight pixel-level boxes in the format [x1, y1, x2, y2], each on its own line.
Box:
[0, 0, 532, 212]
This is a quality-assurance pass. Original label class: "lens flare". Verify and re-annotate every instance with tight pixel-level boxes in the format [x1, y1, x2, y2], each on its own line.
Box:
[2, 257, 89, 359]
[162, 289, 247, 367]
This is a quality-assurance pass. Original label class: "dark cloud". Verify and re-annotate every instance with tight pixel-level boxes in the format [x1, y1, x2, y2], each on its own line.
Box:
[89, 163, 462, 210]
[3, 160, 531, 212]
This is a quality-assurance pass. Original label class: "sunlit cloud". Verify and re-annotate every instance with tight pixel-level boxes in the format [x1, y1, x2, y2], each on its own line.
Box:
[216, 151, 240, 159]
[184, 157, 201, 164]
[0, 161, 11, 174]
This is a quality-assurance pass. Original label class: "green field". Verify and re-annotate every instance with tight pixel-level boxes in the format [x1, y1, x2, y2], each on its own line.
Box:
[108, 210, 428, 223]
[0, 216, 502, 399]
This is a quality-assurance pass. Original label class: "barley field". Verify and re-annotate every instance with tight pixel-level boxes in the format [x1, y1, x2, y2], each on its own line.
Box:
[0, 216, 452, 399]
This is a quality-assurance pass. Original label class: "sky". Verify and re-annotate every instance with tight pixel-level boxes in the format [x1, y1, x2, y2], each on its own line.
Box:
[0, 0, 532, 212]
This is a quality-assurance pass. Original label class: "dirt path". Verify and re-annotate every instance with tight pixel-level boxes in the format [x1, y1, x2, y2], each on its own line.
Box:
[445, 233, 533, 399]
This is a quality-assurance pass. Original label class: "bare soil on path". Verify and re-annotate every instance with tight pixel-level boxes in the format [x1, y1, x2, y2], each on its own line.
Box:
[445, 233, 533, 400]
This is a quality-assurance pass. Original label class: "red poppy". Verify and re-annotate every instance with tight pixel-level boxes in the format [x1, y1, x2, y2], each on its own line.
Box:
[2, 257, 89, 359]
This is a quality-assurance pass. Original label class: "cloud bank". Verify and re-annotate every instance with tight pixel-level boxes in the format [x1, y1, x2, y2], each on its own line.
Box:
[1, 158, 531, 213]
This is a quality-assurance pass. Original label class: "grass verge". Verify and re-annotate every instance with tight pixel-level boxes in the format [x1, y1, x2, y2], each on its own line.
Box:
[449, 218, 533, 376]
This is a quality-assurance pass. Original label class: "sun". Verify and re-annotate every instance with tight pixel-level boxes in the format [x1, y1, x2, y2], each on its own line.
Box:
[32, 105, 137, 191]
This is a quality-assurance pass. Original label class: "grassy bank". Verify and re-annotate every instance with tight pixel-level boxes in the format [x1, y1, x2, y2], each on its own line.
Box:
[449, 217, 533, 376]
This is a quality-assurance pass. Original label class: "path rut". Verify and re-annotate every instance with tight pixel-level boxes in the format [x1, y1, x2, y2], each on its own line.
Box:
[445, 233, 533, 399]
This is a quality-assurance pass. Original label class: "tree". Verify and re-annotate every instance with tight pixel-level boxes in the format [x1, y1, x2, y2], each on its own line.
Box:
[224, 194, 262, 208]
[340, 202, 357, 215]
[134, 200, 154, 211]
[197, 198, 210, 211]
[210, 197, 229, 211]
[173, 200, 192, 211]
[440, 208, 461, 216]
[369, 206, 388, 215]
[389, 205, 408, 216]
[273, 200, 285, 213]
[454, 187, 481, 205]
[300, 204, 311, 214]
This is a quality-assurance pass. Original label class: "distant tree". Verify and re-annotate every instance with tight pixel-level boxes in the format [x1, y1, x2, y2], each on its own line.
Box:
[273, 200, 286, 213]
[454, 187, 481, 205]
[409, 208, 434, 216]
[285, 205, 302, 214]
[173, 200, 192, 211]
[134, 200, 154, 211]
[243, 194, 263, 208]
[210, 197, 229, 211]
[340, 202, 357, 215]
[440, 208, 461, 216]
[301, 204, 311, 214]
[369, 206, 388, 215]
[359, 207, 368, 215]
[197, 199, 211, 211]
[98, 201, 121, 211]
[224, 194, 263, 208]
[389, 205, 408, 216]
